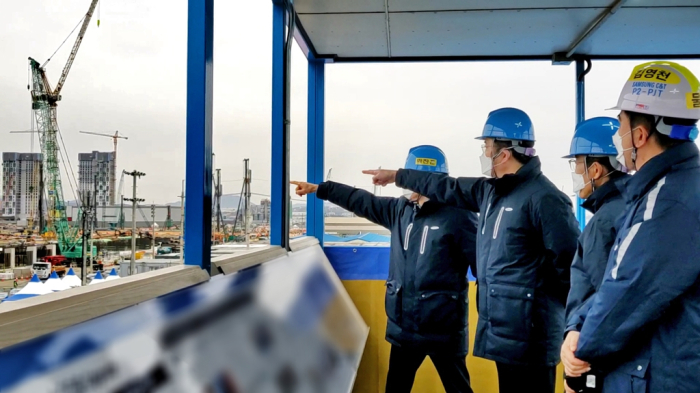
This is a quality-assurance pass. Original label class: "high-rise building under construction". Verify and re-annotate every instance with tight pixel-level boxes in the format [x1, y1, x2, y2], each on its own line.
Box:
[2, 152, 42, 226]
[78, 151, 115, 207]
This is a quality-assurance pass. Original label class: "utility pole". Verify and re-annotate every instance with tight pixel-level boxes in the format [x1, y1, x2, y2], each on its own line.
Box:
[244, 159, 252, 249]
[215, 168, 221, 233]
[179, 179, 184, 264]
[80, 191, 93, 286]
[123, 170, 145, 275]
[151, 204, 156, 256]
[90, 173, 98, 266]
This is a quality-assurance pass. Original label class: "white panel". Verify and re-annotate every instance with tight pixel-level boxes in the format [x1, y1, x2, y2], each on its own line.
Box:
[389, 0, 612, 12]
[299, 14, 389, 57]
[584, 7, 700, 55]
[295, 0, 385, 14]
[389, 8, 602, 57]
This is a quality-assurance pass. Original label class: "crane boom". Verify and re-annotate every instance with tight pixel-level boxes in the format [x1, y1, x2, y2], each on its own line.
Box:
[54, 0, 100, 96]
[80, 131, 127, 139]
[27, 0, 99, 258]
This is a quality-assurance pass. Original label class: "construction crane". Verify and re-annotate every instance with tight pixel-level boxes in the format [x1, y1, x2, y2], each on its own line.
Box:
[79, 130, 127, 205]
[28, 0, 100, 258]
[116, 170, 126, 229]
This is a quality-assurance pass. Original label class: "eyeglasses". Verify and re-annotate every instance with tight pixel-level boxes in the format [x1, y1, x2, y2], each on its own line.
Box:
[481, 144, 495, 154]
[569, 159, 585, 173]
[569, 158, 594, 173]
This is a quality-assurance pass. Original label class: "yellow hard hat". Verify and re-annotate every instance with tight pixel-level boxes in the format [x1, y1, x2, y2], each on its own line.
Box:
[609, 61, 700, 120]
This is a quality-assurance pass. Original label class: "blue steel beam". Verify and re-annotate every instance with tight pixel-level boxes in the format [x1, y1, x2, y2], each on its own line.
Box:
[294, 16, 317, 62]
[270, 1, 291, 248]
[306, 60, 325, 243]
[185, 0, 214, 271]
[575, 59, 587, 232]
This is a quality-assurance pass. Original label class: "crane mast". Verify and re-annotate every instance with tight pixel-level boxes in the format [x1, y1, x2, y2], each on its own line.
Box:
[28, 0, 100, 258]
[29, 59, 77, 252]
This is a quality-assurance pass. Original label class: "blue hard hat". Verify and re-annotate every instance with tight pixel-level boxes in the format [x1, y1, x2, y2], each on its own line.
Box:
[476, 107, 535, 142]
[404, 145, 448, 174]
[563, 117, 620, 158]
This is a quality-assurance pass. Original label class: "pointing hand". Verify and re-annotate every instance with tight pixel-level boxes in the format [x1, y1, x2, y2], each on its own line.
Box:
[290, 181, 318, 196]
[362, 169, 397, 186]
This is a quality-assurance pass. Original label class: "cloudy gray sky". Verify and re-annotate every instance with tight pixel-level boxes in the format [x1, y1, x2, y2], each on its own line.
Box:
[2, 1, 699, 205]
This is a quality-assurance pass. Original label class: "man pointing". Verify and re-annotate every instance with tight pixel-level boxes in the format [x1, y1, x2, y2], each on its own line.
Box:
[364, 108, 580, 393]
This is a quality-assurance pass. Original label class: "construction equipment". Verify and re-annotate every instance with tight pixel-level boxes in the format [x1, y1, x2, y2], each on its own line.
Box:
[107, 170, 125, 229]
[117, 171, 125, 228]
[27, 0, 100, 259]
[165, 205, 173, 229]
[79, 130, 127, 204]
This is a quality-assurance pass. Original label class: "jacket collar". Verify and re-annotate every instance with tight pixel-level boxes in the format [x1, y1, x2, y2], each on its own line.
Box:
[413, 199, 441, 215]
[493, 156, 542, 195]
[622, 142, 700, 203]
[581, 172, 627, 214]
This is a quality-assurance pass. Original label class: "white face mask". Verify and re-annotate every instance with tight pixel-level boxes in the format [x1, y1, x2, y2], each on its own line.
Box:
[571, 162, 615, 198]
[571, 172, 589, 193]
[479, 153, 493, 176]
[613, 130, 633, 171]
[480, 148, 509, 177]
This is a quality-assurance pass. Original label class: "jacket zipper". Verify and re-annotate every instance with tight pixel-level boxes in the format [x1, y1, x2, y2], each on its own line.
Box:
[493, 206, 505, 239]
[419, 225, 429, 254]
[481, 203, 492, 235]
[403, 223, 413, 250]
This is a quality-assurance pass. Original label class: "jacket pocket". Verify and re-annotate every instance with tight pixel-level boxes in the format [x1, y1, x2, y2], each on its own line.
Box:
[416, 290, 466, 333]
[602, 358, 649, 393]
[385, 280, 402, 324]
[487, 283, 534, 340]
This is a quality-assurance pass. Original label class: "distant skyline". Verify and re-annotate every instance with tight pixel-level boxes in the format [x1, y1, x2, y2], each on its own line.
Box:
[2, 1, 699, 205]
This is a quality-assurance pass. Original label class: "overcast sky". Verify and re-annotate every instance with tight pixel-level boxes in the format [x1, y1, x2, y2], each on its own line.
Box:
[2, 1, 699, 205]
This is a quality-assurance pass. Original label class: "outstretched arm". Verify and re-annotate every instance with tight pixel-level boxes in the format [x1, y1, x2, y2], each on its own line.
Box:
[292, 180, 398, 229]
[362, 169, 488, 212]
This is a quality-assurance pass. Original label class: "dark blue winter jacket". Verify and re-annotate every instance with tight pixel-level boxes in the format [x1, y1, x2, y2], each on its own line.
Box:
[565, 173, 628, 322]
[317, 181, 478, 354]
[396, 157, 580, 366]
[575, 142, 700, 393]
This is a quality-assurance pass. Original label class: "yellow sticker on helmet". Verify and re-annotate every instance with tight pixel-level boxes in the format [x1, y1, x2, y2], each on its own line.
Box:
[629, 67, 680, 84]
[686, 92, 700, 109]
[415, 158, 437, 166]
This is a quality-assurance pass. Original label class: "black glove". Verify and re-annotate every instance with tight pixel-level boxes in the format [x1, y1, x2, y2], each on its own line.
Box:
[565, 371, 602, 393]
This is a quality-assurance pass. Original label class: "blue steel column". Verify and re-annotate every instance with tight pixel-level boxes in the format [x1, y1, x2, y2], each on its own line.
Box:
[575, 59, 587, 231]
[306, 60, 325, 243]
[270, 1, 290, 248]
[185, 0, 214, 270]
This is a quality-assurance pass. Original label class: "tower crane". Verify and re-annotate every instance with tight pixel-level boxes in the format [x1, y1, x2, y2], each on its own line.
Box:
[28, 0, 100, 258]
[79, 130, 127, 205]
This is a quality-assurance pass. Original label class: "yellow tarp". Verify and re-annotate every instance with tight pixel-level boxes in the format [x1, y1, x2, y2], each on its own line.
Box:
[343, 281, 565, 393]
